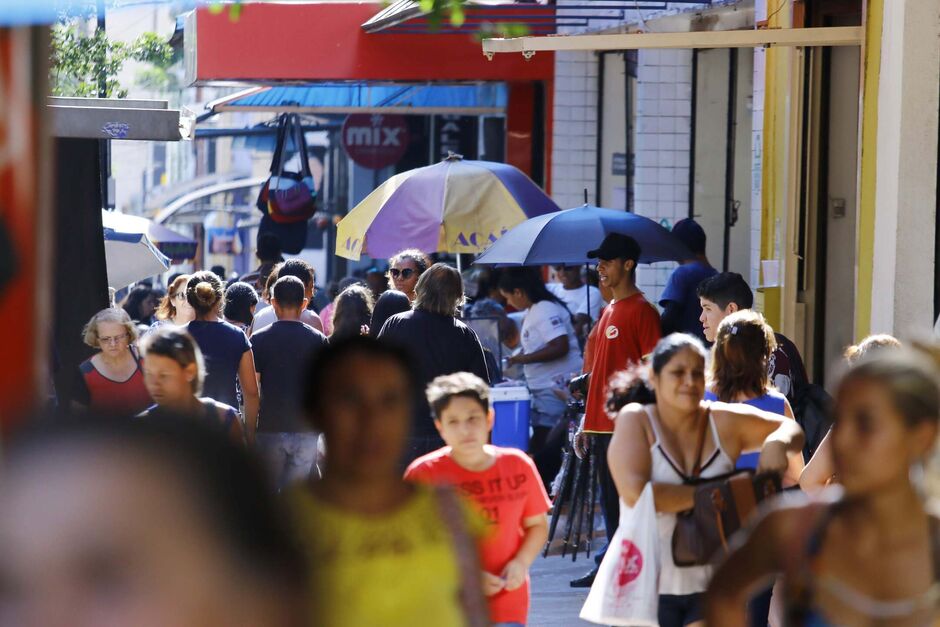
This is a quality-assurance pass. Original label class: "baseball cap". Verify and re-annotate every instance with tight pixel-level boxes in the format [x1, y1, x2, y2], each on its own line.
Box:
[671, 218, 706, 255]
[587, 233, 642, 262]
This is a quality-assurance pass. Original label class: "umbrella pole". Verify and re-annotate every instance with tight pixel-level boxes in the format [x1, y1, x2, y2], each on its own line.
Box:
[584, 264, 590, 322]
[456, 253, 463, 275]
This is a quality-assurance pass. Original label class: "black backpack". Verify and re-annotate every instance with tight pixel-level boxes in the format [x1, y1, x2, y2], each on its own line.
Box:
[790, 382, 833, 461]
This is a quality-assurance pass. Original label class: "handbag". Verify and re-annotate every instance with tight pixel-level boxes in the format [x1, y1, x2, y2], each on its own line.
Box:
[671, 409, 782, 567]
[580, 484, 660, 626]
[257, 113, 317, 224]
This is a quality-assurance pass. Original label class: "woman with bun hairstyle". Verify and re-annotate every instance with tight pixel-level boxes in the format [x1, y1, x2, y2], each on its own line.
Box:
[185, 270, 259, 442]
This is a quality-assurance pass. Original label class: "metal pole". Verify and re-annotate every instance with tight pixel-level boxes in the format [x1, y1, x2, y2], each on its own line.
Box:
[96, 0, 111, 212]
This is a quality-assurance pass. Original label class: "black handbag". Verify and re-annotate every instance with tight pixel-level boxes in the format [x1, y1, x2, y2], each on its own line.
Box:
[671, 410, 782, 567]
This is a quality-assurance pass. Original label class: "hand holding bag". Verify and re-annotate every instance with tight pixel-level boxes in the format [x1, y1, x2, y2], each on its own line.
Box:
[580, 483, 660, 626]
[672, 409, 782, 567]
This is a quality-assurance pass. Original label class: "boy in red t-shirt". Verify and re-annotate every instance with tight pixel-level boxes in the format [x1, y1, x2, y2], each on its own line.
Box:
[405, 372, 550, 626]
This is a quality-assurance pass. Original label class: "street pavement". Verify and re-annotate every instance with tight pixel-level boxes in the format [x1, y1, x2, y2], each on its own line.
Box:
[528, 553, 595, 626]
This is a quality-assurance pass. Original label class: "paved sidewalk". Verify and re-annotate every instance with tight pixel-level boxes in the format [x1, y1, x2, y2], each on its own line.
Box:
[528, 553, 595, 626]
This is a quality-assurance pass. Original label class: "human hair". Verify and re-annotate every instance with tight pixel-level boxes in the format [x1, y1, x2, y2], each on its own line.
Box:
[302, 335, 417, 420]
[223, 282, 259, 327]
[696, 272, 754, 310]
[277, 259, 314, 290]
[710, 310, 777, 401]
[6, 413, 307, 598]
[413, 263, 465, 316]
[120, 284, 154, 322]
[82, 307, 140, 349]
[427, 372, 490, 419]
[389, 248, 432, 276]
[497, 267, 569, 311]
[330, 284, 374, 340]
[672, 218, 707, 255]
[186, 271, 226, 318]
[605, 333, 708, 413]
[271, 276, 306, 310]
[839, 351, 940, 428]
[156, 274, 191, 321]
[141, 326, 205, 395]
[844, 334, 902, 366]
[370, 290, 412, 337]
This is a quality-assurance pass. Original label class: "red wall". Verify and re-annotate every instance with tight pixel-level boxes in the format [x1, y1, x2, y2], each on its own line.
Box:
[191, 3, 554, 83]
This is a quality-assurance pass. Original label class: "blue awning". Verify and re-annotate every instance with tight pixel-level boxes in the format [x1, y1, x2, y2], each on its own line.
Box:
[206, 82, 508, 116]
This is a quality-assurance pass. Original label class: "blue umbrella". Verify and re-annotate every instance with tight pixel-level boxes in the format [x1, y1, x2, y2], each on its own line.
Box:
[474, 204, 692, 266]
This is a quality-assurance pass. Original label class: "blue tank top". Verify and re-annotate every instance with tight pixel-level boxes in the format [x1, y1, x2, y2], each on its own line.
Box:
[704, 390, 787, 469]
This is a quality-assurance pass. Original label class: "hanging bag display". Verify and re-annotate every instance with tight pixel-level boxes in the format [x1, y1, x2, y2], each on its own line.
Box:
[257, 113, 317, 224]
[580, 483, 660, 626]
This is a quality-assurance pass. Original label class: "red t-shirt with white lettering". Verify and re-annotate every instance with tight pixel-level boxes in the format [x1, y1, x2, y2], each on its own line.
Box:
[404, 446, 551, 625]
[583, 292, 661, 433]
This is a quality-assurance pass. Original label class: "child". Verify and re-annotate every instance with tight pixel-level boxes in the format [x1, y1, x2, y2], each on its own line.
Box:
[405, 372, 551, 627]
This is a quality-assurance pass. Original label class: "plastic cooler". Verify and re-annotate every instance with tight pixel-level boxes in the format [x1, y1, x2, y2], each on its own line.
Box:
[490, 386, 530, 451]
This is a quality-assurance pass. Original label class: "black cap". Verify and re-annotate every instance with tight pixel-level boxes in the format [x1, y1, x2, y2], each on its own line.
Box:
[587, 233, 641, 262]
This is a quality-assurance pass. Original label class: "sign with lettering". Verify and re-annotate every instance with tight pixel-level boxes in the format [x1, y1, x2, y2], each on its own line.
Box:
[341, 114, 410, 170]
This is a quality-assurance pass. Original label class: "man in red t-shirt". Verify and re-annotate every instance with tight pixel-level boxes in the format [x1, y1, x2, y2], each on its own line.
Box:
[405, 372, 550, 626]
[570, 233, 661, 588]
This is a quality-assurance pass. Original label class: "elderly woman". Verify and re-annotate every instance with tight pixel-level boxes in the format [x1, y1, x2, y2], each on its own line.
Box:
[72, 308, 152, 416]
[387, 249, 432, 302]
[148, 274, 194, 333]
[139, 326, 245, 445]
[378, 263, 490, 460]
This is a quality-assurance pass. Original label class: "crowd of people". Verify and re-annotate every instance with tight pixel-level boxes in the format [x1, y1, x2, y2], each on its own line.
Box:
[6, 221, 940, 626]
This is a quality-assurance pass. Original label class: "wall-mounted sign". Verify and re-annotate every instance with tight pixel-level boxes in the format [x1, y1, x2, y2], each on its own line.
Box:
[342, 114, 410, 170]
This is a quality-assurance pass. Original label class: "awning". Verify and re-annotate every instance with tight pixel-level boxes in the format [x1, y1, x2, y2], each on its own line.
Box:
[482, 25, 863, 57]
[204, 82, 508, 116]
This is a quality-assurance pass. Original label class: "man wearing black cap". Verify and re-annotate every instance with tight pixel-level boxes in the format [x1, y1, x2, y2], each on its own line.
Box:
[660, 218, 717, 341]
[570, 233, 661, 587]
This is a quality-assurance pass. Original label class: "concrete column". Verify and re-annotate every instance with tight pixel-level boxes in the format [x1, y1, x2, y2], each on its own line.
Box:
[869, 0, 940, 336]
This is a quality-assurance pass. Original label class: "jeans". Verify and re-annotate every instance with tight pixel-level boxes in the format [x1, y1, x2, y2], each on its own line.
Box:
[592, 433, 620, 566]
[256, 432, 321, 490]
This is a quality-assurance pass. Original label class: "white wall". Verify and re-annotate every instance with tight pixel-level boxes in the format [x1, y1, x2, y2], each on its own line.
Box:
[633, 49, 694, 305]
[869, 0, 940, 337]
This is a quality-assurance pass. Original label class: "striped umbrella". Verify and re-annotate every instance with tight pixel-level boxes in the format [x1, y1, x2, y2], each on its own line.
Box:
[335, 154, 560, 260]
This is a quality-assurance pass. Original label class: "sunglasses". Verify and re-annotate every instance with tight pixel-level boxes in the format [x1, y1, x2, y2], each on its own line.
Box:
[390, 268, 416, 279]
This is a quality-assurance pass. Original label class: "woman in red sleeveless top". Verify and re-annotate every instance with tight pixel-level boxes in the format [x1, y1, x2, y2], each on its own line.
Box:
[72, 308, 152, 416]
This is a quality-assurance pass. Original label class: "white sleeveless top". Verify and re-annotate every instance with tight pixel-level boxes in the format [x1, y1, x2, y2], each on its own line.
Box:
[644, 404, 735, 595]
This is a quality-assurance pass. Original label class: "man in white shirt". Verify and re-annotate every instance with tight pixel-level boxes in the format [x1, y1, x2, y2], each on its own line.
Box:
[547, 265, 604, 339]
[249, 259, 324, 334]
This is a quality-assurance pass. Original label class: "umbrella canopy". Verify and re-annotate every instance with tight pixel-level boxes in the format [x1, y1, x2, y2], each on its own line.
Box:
[102, 210, 197, 262]
[474, 204, 692, 266]
[103, 227, 170, 290]
[335, 154, 560, 260]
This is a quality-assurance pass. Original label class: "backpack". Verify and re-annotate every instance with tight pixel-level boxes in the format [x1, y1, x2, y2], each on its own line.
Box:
[790, 382, 833, 461]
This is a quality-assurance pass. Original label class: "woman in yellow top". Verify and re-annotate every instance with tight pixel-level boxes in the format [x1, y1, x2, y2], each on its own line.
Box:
[290, 335, 488, 627]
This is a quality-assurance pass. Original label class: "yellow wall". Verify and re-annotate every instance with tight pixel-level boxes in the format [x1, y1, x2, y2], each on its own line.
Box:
[854, 0, 882, 340]
[758, 3, 794, 331]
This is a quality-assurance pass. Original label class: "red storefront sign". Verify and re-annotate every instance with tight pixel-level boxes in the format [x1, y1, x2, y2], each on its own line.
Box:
[342, 114, 410, 170]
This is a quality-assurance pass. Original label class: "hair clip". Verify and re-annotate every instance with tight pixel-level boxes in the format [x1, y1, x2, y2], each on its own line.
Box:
[730, 326, 739, 336]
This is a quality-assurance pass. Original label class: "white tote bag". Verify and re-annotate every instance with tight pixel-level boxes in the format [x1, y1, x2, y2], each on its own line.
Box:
[580, 483, 660, 626]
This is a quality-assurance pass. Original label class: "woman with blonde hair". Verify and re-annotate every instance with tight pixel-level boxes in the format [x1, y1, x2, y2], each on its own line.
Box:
[72, 308, 152, 415]
[184, 271, 260, 442]
[148, 274, 194, 332]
